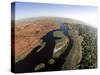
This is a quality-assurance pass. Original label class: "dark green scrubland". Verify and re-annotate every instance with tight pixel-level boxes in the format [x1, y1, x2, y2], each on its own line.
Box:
[75, 24, 97, 69]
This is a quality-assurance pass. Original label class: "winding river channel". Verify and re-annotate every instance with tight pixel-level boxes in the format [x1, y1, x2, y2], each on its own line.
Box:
[15, 18, 73, 73]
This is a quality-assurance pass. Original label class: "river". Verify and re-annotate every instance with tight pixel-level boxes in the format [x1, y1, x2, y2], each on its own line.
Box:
[15, 18, 73, 73]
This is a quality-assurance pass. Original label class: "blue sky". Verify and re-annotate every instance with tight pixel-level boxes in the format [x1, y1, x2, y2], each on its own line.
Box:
[14, 2, 97, 27]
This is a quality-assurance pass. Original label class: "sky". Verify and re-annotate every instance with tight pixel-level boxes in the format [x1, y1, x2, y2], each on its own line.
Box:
[13, 2, 97, 27]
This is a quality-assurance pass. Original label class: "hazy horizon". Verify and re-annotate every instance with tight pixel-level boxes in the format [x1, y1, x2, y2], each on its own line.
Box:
[12, 2, 97, 27]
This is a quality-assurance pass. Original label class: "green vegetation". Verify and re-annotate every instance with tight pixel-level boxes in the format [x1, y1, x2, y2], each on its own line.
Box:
[52, 31, 69, 58]
[75, 24, 97, 69]
[53, 43, 68, 58]
[53, 31, 65, 37]
[48, 59, 55, 64]
[34, 63, 45, 71]
[53, 31, 69, 49]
